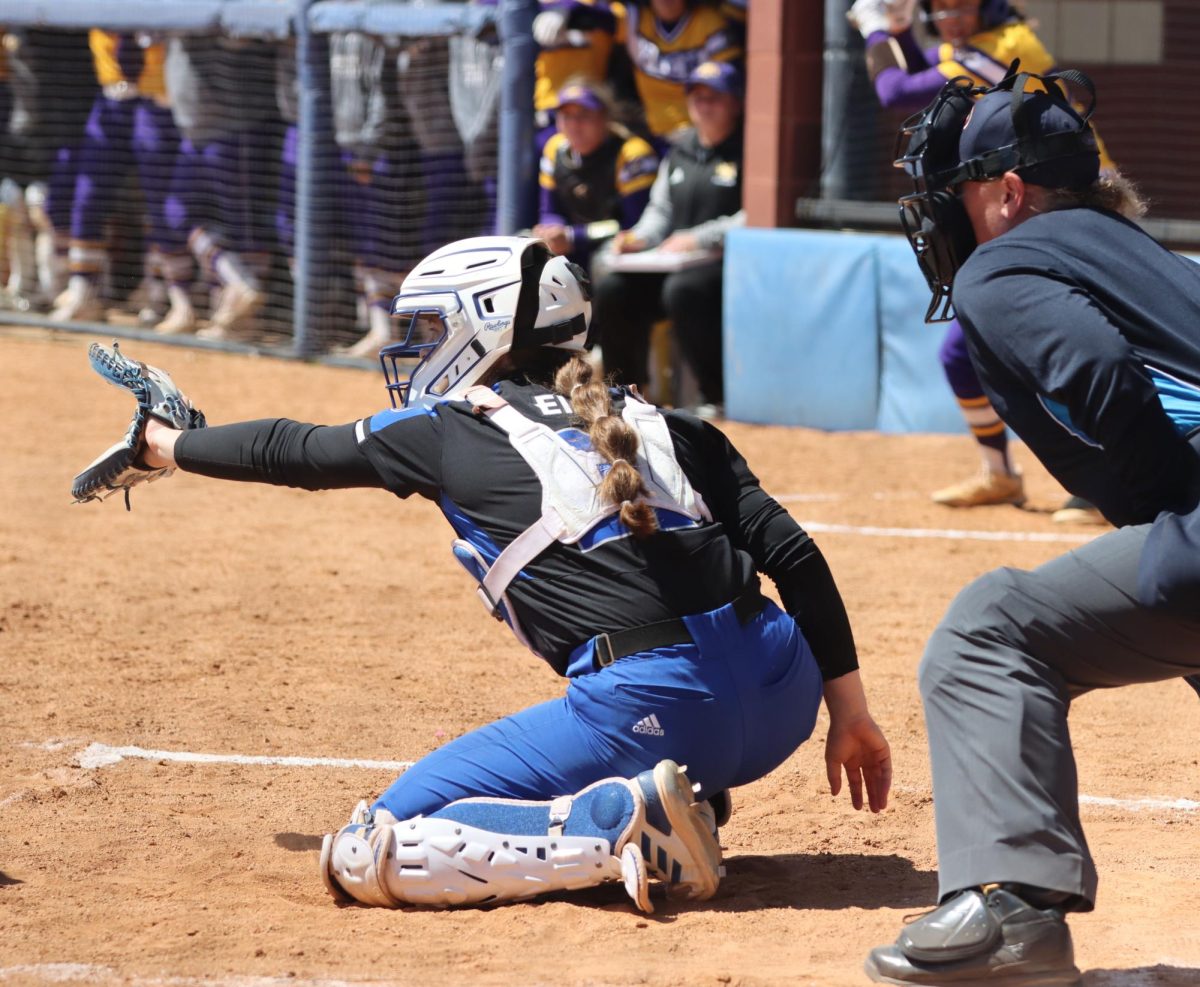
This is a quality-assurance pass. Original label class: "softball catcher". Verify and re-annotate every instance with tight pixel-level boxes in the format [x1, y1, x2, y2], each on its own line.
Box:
[73, 235, 891, 911]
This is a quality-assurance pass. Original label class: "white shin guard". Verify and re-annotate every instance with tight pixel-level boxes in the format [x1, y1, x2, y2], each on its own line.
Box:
[320, 815, 643, 909]
[320, 761, 722, 913]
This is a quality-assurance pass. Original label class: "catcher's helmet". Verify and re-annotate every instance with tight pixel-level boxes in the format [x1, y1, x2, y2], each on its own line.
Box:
[380, 236, 591, 409]
[919, 0, 1015, 34]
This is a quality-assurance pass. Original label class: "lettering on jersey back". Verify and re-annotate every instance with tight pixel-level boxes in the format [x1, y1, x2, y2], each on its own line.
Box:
[533, 394, 575, 416]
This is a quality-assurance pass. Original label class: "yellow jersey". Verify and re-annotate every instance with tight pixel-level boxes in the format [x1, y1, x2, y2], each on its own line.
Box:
[535, 1, 624, 112]
[89, 29, 166, 98]
[936, 22, 1053, 87]
[618, 4, 741, 137]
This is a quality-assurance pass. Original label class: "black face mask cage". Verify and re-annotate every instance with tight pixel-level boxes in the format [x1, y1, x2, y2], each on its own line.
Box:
[899, 189, 977, 322]
[894, 76, 983, 322]
[894, 64, 1098, 323]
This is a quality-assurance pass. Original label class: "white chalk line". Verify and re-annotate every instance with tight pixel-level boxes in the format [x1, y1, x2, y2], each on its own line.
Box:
[74, 742, 413, 773]
[1078, 793, 1200, 812]
[768, 491, 1102, 544]
[891, 783, 1198, 813]
[70, 743, 1198, 814]
[798, 520, 1097, 545]
[3, 961, 1199, 987]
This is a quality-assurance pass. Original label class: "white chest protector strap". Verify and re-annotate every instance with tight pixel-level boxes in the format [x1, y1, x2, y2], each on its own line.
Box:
[460, 386, 710, 632]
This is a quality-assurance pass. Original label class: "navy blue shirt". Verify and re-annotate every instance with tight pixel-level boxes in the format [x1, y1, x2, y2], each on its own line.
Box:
[954, 206, 1200, 527]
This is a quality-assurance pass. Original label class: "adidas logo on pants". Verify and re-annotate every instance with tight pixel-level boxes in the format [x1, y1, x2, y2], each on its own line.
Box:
[632, 713, 665, 737]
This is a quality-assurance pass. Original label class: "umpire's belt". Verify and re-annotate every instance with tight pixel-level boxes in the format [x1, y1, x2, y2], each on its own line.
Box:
[592, 587, 766, 672]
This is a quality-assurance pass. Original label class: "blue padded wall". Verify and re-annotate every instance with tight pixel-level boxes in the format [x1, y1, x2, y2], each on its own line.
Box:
[724, 228, 969, 434]
[724, 228, 880, 430]
[875, 235, 966, 434]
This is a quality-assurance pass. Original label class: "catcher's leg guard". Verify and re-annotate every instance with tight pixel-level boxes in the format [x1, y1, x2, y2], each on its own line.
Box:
[321, 782, 646, 910]
[320, 760, 721, 911]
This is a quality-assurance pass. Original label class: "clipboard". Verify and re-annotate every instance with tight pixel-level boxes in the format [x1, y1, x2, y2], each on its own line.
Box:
[604, 248, 722, 273]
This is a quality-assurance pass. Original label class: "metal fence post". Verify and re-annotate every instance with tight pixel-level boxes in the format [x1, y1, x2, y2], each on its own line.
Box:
[293, 0, 337, 356]
[820, 0, 877, 201]
[496, 0, 538, 234]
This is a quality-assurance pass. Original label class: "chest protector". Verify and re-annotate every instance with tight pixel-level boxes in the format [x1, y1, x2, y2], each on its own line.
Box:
[456, 386, 712, 656]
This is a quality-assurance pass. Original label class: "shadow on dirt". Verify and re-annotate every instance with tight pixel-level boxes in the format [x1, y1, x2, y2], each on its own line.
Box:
[718, 852, 938, 910]
[545, 852, 937, 916]
[275, 832, 324, 852]
[1084, 967, 1200, 986]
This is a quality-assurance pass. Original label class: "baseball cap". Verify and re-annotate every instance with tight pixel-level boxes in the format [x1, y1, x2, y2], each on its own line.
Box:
[685, 60, 743, 99]
[958, 88, 1099, 189]
[556, 81, 606, 113]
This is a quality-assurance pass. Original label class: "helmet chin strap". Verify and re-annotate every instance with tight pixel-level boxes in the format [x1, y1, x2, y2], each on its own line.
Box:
[523, 313, 589, 348]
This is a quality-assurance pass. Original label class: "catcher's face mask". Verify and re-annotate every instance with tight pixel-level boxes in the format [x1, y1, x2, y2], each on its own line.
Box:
[895, 64, 1099, 322]
[380, 291, 475, 408]
[379, 237, 592, 409]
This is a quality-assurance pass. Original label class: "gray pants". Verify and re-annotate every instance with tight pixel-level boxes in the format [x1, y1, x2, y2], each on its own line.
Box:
[920, 522, 1200, 909]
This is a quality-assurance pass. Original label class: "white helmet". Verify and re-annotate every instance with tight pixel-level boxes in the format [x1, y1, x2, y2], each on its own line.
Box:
[379, 236, 592, 408]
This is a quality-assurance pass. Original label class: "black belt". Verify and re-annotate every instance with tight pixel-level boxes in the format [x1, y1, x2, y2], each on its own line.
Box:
[593, 587, 767, 671]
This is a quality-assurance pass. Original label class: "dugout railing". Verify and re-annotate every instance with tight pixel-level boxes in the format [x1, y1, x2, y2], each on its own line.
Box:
[0, 0, 537, 362]
[5, 1, 1200, 368]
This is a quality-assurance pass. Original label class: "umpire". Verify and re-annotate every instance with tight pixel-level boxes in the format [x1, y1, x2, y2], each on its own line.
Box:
[866, 69, 1200, 985]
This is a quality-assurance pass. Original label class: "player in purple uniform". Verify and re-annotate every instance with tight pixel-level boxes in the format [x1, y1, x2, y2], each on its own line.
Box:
[849, 0, 1051, 509]
[2, 30, 95, 312]
[50, 31, 179, 324]
[533, 79, 658, 270]
[333, 31, 423, 357]
[157, 34, 278, 339]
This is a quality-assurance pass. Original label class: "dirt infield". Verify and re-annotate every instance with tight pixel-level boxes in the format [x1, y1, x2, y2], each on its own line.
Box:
[2, 328, 1197, 987]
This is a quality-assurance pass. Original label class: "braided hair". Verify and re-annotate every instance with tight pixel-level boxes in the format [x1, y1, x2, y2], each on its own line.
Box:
[554, 356, 659, 539]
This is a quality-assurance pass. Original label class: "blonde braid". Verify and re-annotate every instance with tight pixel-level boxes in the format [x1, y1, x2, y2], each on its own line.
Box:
[554, 356, 659, 539]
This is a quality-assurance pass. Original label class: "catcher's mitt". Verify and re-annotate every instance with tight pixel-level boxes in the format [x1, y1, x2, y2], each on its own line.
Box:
[71, 341, 207, 510]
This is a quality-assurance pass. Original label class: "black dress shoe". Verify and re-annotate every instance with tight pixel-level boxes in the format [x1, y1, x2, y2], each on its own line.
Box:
[864, 887, 1081, 986]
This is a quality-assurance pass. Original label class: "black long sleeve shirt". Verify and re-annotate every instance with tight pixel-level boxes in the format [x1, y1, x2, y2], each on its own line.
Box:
[176, 376, 858, 679]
